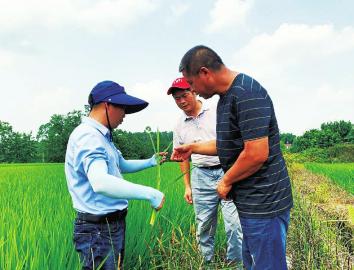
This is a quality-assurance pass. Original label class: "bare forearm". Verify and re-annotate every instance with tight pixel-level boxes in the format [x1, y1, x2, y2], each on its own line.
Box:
[223, 137, 269, 186]
[191, 140, 217, 155]
[223, 151, 264, 185]
[179, 161, 191, 188]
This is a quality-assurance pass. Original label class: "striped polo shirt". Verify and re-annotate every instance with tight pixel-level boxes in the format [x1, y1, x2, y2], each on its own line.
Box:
[216, 73, 293, 218]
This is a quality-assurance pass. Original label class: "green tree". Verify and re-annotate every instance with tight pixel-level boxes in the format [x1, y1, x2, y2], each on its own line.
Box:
[0, 121, 38, 163]
[280, 133, 296, 144]
[37, 110, 83, 162]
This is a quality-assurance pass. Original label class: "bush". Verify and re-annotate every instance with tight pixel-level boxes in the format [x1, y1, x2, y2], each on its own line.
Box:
[327, 144, 354, 162]
[285, 144, 354, 163]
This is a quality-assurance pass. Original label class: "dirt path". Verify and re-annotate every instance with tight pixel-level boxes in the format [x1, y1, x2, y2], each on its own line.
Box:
[288, 163, 353, 269]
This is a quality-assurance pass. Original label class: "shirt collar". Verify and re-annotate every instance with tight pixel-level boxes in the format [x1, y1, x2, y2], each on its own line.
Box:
[184, 101, 210, 121]
[82, 117, 111, 138]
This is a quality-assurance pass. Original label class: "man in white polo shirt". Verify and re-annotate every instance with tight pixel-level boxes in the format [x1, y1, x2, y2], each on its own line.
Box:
[167, 77, 243, 266]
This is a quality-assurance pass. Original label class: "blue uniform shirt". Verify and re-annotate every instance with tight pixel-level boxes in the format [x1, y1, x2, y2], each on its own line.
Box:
[65, 117, 128, 215]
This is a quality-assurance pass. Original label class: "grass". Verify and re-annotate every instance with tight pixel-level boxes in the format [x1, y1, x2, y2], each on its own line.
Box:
[304, 163, 354, 195]
[287, 161, 353, 269]
[1, 161, 352, 269]
[0, 163, 231, 269]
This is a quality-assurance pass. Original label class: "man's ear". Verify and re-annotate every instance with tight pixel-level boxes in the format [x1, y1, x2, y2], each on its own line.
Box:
[199, 66, 210, 76]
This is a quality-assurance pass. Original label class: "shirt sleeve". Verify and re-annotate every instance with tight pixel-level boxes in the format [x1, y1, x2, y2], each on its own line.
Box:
[75, 132, 108, 174]
[235, 90, 272, 141]
[118, 154, 157, 173]
[87, 159, 164, 209]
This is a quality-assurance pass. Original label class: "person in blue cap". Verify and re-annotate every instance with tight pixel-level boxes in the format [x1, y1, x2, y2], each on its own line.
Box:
[65, 80, 165, 270]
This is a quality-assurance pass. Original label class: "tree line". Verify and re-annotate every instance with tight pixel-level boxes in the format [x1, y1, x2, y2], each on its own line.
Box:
[285, 120, 353, 152]
[0, 109, 353, 163]
[0, 110, 172, 163]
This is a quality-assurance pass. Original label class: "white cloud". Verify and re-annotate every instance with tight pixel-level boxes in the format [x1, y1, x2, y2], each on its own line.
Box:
[206, 0, 253, 33]
[231, 24, 354, 135]
[0, 0, 159, 33]
[4, 86, 87, 134]
[0, 49, 16, 69]
[233, 24, 354, 79]
[170, 3, 190, 18]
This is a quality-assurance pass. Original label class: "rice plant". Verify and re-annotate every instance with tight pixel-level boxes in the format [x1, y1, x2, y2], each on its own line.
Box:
[304, 163, 354, 195]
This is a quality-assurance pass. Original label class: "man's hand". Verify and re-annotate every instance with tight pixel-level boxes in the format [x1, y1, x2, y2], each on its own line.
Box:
[184, 187, 193, 204]
[170, 144, 193, 161]
[217, 179, 233, 200]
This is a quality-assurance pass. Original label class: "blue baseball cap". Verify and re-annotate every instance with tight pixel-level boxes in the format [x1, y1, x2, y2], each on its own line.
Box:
[89, 80, 148, 114]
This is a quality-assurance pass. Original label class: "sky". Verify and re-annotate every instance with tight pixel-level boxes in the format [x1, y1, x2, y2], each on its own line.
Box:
[1, 0, 353, 136]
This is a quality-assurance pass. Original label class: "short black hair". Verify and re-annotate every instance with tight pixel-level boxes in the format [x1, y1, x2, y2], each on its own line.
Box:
[179, 45, 224, 75]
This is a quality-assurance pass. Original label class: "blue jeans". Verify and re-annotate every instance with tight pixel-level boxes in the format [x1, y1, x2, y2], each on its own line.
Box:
[192, 167, 243, 263]
[239, 210, 290, 270]
[73, 218, 126, 270]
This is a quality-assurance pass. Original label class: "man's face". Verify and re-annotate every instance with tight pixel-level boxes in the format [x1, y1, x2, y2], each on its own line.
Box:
[107, 103, 125, 128]
[172, 89, 197, 113]
[182, 69, 215, 99]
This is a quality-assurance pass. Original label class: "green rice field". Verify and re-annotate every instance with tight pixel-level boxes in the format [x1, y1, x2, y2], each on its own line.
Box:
[304, 163, 354, 195]
[1, 162, 352, 269]
[0, 163, 229, 269]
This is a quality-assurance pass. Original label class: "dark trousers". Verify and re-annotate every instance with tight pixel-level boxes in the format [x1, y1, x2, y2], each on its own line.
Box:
[73, 217, 126, 270]
[239, 210, 290, 270]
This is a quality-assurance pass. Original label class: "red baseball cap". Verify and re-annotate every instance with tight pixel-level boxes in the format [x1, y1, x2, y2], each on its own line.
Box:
[167, 77, 191, 95]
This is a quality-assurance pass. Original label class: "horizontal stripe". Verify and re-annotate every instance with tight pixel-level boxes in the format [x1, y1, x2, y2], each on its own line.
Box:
[241, 125, 268, 133]
[237, 202, 292, 216]
[231, 85, 246, 91]
[250, 165, 286, 180]
[254, 175, 289, 188]
[239, 115, 271, 124]
[238, 106, 271, 114]
[235, 193, 291, 206]
[242, 183, 291, 197]
[217, 129, 240, 133]
[260, 159, 283, 170]
[237, 97, 265, 105]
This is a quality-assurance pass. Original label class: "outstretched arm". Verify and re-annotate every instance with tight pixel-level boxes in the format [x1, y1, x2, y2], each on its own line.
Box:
[87, 159, 164, 210]
[171, 140, 217, 161]
[119, 152, 167, 173]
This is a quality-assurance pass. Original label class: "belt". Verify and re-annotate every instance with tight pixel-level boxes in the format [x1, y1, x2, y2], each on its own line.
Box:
[77, 208, 128, 224]
[198, 164, 222, 170]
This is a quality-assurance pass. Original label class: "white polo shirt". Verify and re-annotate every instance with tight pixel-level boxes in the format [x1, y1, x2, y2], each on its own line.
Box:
[173, 103, 220, 167]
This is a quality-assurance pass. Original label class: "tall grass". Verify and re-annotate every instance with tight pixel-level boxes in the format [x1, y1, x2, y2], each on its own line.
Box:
[287, 161, 353, 269]
[1, 162, 352, 269]
[0, 163, 231, 269]
[304, 163, 354, 195]
[0, 164, 79, 269]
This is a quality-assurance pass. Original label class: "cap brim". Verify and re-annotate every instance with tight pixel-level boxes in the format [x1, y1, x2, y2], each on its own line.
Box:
[167, 86, 189, 95]
[107, 93, 148, 114]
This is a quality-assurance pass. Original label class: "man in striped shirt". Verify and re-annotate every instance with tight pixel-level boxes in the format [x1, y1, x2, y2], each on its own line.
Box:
[171, 45, 293, 270]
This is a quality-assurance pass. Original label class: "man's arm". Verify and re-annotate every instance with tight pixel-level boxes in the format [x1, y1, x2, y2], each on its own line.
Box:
[179, 160, 193, 204]
[171, 140, 217, 161]
[217, 137, 269, 199]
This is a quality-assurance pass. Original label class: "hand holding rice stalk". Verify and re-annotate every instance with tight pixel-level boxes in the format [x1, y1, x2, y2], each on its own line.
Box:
[145, 126, 172, 225]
